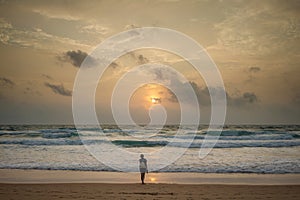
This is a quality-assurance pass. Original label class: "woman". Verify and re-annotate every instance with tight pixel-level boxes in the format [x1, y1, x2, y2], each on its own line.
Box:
[139, 154, 148, 184]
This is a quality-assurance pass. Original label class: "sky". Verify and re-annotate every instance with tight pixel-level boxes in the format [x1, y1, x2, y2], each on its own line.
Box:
[0, 0, 299, 124]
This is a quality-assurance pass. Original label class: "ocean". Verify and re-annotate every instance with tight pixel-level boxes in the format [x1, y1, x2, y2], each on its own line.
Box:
[0, 125, 299, 174]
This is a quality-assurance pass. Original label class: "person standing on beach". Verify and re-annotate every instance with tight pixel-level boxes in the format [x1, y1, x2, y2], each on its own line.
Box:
[139, 154, 148, 184]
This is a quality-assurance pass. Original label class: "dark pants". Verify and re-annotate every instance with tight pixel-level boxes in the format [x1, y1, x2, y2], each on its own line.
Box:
[140, 173, 145, 184]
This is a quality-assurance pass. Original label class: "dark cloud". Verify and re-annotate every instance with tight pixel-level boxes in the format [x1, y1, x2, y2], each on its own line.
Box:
[44, 82, 72, 96]
[126, 52, 149, 65]
[59, 50, 118, 68]
[167, 81, 210, 106]
[65, 50, 88, 67]
[146, 66, 211, 105]
[243, 92, 258, 103]
[249, 67, 261, 73]
[109, 61, 119, 69]
[59, 50, 97, 68]
[146, 66, 257, 107]
[152, 67, 169, 81]
[167, 80, 258, 107]
[137, 54, 149, 65]
[228, 92, 258, 106]
[0, 77, 15, 88]
[189, 82, 211, 105]
[167, 90, 177, 103]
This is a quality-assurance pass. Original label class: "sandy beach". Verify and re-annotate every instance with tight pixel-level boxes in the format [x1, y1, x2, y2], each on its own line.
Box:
[1, 183, 300, 200]
[1, 169, 300, 200]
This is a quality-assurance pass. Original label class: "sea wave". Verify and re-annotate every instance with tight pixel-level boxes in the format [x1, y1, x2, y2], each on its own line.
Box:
[0, 164, 299, 174]
[0, 125, 300, 149]
[1, 138, 300, 148]
[0, 128, 299, 138]
[1, 125, 299, 174]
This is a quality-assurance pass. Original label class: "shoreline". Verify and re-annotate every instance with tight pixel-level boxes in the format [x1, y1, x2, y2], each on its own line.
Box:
[1, 183, 299, 200]
[1, 169, 300, 185]
[1, 169, 300, 199]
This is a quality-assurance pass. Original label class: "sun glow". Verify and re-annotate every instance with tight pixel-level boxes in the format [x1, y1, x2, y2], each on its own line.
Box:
[150, 177, 156, 182]
[150, 97, 161, 104]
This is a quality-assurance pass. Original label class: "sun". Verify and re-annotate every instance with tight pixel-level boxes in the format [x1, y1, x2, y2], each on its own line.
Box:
[151, 97, 161, 104]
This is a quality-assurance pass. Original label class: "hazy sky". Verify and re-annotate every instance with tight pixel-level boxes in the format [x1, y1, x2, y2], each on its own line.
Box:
[0, 0, 299, 124]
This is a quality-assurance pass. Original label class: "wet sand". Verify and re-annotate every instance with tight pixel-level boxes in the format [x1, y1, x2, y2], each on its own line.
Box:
[1, 169, 300, 200]
[1, 183, 300, 200]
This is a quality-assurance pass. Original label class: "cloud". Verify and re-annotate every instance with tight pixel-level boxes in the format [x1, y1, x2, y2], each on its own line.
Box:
[243, 92, 258, 103]
[166, 79, 258, 107]
[138, 54, 149, 64]
[0, 18, 12, 44]
[142, 65, 259, 108]
[109, 62, 119, 69]
[212, 1, 300, 57]
[184, 83, 258, 106]
[32, 9, 80, 21]
[150, 67, 174, 81]
[161, 79, 211, 106]
[59, 50, 97, 68]
[0, 18, 90, 51]
[64, 50, 88, 67]
[144, 67, 211, 106]
[124, 24, 141, 30]
[0, 77, 15, 88]
[245, 66, 261, 83]
[79, 24, 109, 35]
[228, 92, 258, 106]
[44, 82, 72, 96]
[126, 53, 150, 65]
